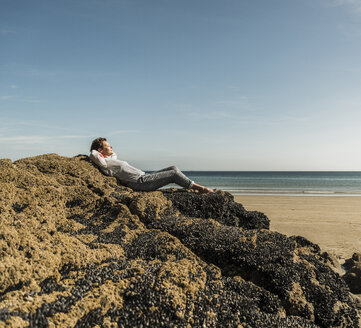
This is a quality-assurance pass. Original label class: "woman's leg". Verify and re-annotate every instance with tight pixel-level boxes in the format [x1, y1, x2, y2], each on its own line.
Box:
[127, 166, 193, 191]
[153, 166, 178, 173]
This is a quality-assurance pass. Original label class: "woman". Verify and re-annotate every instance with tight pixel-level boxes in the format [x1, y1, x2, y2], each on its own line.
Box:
[90, 137, 216, 193]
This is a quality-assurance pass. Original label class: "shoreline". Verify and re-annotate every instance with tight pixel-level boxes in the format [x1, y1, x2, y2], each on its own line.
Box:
[230, 193, 361, 197]
[234, 195, 361, 261]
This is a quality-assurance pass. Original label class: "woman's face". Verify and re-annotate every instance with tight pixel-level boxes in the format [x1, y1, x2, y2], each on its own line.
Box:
[99, 141, 113, 157]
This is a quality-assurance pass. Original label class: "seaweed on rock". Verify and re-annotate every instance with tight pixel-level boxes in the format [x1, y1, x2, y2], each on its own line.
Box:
[0, 154, 358, 327]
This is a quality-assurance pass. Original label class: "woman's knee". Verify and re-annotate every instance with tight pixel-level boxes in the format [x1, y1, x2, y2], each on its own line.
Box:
[172, 166, 181, 173]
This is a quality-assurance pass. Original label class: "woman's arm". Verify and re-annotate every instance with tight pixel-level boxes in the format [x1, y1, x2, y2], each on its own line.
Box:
[89, 149, 108, 168]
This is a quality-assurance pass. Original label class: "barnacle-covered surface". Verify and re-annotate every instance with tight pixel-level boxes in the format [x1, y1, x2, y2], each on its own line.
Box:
[0, 154, 358, 327]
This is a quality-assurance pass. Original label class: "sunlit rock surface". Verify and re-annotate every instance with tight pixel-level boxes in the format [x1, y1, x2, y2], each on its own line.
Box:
[343, 253, 361, 294]
[0, 154, 359, 327]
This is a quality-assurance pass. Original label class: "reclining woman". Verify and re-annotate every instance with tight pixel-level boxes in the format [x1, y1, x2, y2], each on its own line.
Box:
[90, 137, 216, 194]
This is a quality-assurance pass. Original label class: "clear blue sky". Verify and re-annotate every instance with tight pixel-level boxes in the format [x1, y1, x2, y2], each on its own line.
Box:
[1, 0, 361, 170]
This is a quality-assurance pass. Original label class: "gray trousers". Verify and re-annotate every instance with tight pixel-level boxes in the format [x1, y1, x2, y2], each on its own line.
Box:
[125, 166, 194, 191]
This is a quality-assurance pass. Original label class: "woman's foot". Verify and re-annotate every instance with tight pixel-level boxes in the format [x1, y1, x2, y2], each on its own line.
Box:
[192, 183, 217, 194]
[200, 186, 216, 194]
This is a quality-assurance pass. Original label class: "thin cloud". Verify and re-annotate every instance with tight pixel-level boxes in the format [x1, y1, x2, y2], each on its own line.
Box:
[109, 129, 141, 135]
[0, 96, 41, 103]
[333, 0, 361, 5]
[326, 0, 361, 13]
[215, 99, 247, 107]
[26, 68, 62, 77]
[0, 120, 72, 131]
[0, 136, 49, 144]
[338, 22, 361, 37]
[180, 100, 249, 120]
[24, 67, 117, 79]
[0, 28, 16, 35]
[10, 84, 18, 89]
[187, 111, 234, 120]
[228, 85, 243, 91]
[0, 135, 91, 144]
[215, 97, 253, 111]
[59, 135, 91, 139]
[235, 115, 309, 125]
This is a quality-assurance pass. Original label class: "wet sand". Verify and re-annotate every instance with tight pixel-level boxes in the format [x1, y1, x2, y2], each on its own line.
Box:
[234, 195, 361, 261]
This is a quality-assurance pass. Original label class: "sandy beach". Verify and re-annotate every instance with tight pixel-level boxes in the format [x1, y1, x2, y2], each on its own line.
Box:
[235, 195, 361, 261]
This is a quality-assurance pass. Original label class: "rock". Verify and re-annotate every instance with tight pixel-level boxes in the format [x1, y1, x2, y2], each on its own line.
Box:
[162, 189, 270, 230]
[320, 252, 344, 276]
[343, 253, 361, 294]
[0, 154, 359, 327]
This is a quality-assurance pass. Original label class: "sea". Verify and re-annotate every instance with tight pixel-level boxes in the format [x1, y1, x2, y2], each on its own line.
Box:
[175, 171, 361, 196]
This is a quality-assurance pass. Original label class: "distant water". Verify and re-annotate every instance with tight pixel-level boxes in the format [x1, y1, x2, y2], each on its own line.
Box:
[176, 171, 361, 196]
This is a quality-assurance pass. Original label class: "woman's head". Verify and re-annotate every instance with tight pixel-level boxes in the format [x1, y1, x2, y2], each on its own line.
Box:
[90, 137, 107, 152]
[90, 137, 114, 157]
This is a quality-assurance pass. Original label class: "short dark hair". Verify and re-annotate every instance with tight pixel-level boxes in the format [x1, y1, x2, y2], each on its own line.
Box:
[90, 137, 107, 152]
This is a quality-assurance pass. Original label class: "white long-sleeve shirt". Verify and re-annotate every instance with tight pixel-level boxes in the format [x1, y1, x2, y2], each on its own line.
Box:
[89, 150, 145, 183]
